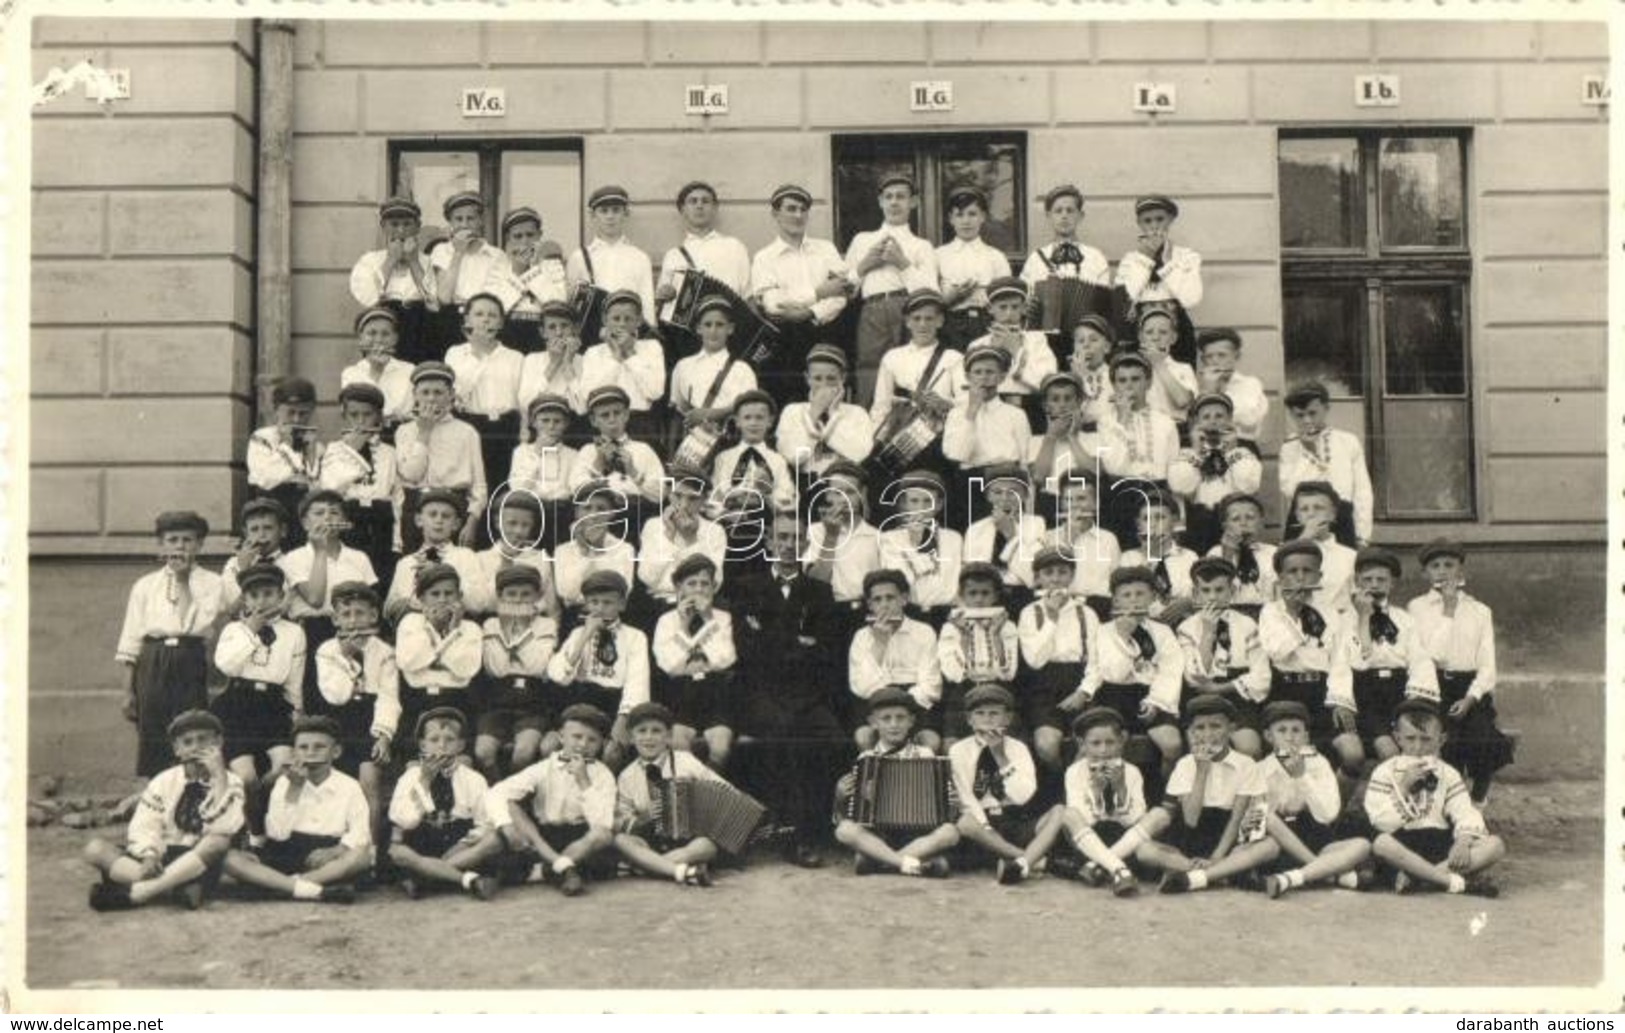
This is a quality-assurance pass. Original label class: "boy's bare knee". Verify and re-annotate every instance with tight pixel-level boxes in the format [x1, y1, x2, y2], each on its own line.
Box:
[1371, 833, 1399, 860]
[833, 821, 860, 847]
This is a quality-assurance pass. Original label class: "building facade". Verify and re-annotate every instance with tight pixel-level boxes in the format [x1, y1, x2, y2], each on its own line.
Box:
[30, 17, 1609, 555]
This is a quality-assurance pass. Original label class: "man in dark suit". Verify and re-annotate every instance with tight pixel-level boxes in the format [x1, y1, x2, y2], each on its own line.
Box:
[724, 511, 851, 867]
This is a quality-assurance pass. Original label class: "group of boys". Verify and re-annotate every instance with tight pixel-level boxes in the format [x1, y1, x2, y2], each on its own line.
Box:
[93, 175, 1512, 910]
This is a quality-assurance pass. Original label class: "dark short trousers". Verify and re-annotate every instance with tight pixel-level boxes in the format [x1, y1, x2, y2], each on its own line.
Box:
[1391, 826, 1454, 866]
[1277, 813, 1336, 857]
[476, 675, 552, 740]
[553, 682, 624, 731]
[1178, 674, 1260, 732]
[402, 817, 476, 859]
[1091, 820, 1129, 848]
[1162, 805, 1231, 861]
[1020, 663, 1083, 734]
[211, 680, 293, 767]
[330, 695, 378, 776]
[1353, 669, 1408, 750]
[658, 670, 737, 732]
[1269, 671, 1340, 752]
[398, 685, 479, 751]
[986, 807, 1042, 847]
[1093, 683, 1177, 737]
[258, 832, 343, 875]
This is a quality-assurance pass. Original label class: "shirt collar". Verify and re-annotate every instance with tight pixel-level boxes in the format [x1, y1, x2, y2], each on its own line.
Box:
[684, 230, 720, 244]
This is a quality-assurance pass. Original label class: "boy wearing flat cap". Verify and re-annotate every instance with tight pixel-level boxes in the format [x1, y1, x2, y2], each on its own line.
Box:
[1175, 556, 1269, 758]
[775, 344, 873, 493]
[1242, 699, 1371, 900]
[943, 343, 1034, 527]
[950, 684, 1067, 883]
[1018, 544, 1102, 775]
[1081, 565, 1184, 800]
[546, 569, 649, 769]
[517, 302, 587, 418]
[847, 569, 942, 751]
[342, 307, 417, 429]
[1097, 351, 1181, 549]
[463, 490, 556, 620]
[1405, 539, 1514, 804]
[1349, 546, 1438, 766]
[748, 184, 851, 404]
[938, 562, 1020, 743]
[579, 290, 667, 447]
[428, 191, 507, 363]
[1059, 706, 1150, 896]
[313, 580, 397, 836]
[395, 360, 488, 553]
[868, 289, 967, 457]
[84, 710, 244, 911]
[846, 174, 940, 406]
[961, 465, 1046, 608]
[220, 498, 289, 616]
[350, 196, 438, 365]
[475, 702, 619, 896]
[117, 510, 224, 778]
[1138, 693, 1276, 893]
[567, 185, 656, 321]
[386, 706, 497, 900]
[1192, 329, 1267, 447]
[394, 562, 484, 745]
[384, 487, 481, 622]
[212, 562, 305, 798]
[247, 376, 323, 547]
[614, 702, 729, 887]
[971, 276, 1059, 431]
[877, 468, 964, 626]
[488, 206, 568, 355]
[474, 563, 559, 781]
[1365, 699, 1505, 896]
[552, 480, 639, 620]
[1168, 392, 1262, 554]
[712, 389, 796, 519]
[652, 553, 739, 770]
[1116, 195, 1202, 364]
[223, 715, 370, 904]
[509, 392, 579, 552]
[1020, 184, 1114, 352]
[832, 688, 960, 878]
[936, 187, 1012, 352]
[318, 382, 398, 583]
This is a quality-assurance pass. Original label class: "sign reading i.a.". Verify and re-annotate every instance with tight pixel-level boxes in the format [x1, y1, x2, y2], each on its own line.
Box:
[686, 84, 730, 115]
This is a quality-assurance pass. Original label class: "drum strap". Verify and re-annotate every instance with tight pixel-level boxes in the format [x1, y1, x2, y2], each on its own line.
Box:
[701, 353, 739, 410]
[680, 245, 700, 272]
[582, 247, 598, 284]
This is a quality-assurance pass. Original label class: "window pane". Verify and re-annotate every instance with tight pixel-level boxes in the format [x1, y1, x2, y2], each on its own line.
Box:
[1279, 137, 1362, 249]
[1283, 283, 1365, 397]
[398, 151, 482, 238]
[939, 142, 1022, 254]
[1379, 400, 1474, 517]
[1380, 137, 1464, 249]
[1383, 284, 1466, 396]
[833, 139, 917, 252]
[501, 150, 582, 249]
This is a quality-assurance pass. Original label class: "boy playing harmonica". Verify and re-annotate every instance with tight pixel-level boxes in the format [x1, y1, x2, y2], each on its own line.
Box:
[1059, 707, 1152, 896]
[949, 684, 1067, 884]
[386, 707, 498, 901]
[84, 710, 244, 911]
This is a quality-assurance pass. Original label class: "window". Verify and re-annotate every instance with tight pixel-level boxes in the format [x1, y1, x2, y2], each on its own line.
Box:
[832, 132, 1027, 262]
[1279, 130, 1474, 521]
[388, 139, 584, 248]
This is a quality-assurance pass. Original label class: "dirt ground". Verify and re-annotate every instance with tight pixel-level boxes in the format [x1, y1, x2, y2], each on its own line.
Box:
[23, 779, 1605, 992]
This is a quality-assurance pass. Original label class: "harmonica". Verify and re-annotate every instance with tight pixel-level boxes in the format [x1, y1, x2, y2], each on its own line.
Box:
[1109, 607, 1152, 618]
[336, 625, 380, 640]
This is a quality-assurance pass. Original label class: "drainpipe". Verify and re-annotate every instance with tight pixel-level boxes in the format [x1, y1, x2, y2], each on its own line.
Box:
[255, 20, 295, 417]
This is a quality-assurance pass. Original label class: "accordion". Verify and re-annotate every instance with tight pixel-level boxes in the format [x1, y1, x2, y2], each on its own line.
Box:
[568, 282, 612, 347]
[1033, 279, 1121, 343]
[655, 776, 767, 857]
[847, 755, 953, 833]
[661, 270, 783, 370]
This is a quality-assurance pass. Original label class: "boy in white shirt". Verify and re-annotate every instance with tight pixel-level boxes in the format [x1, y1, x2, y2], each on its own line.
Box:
[970, 276, 1057, 431]
[1193, 329, 1268, 447]
[1020, 184, 1113, 351]
[319, 384, 398, 581]
[222, 716, 371, 904]
[1116, 195, 1203, 363]
[847, 570, 942, 751]
[508, 393, 577, 554]
[1207, 492, 1276, 618]
[651, 554, 739, 769]
[1018, 545, 1102, 773]
[395, 361, 487, 552]
[935, 187, 1011, 352]
[846, 174, 940, 405]
[428, 191, 506, 364]
[1167, 393, 1262, 554]
[1043, 475, 1119, 612]
[488, 207, 567, 355]
[567, 185, 655, 320]
[349, 196, 437, 365]
[579, 290, 667, 446]
[1279, 381, 1374, 547]
[516, 301, 585, 417]
[1175, 557, 1269, 758]
[943, 343, 1032, 530]
[877, 469, 963, 626]
[748, 183, 851, 405]
[656, 181, 751, 364]
[341, 307, 416, 429]
[1136, 305, 1197, 425]
[385, 707, 498, 901]
[1097, 352, 1180, 549]
[474, 565, 558, 779]
[776, 344, 873, 489]
[949, 685, 1067, 884]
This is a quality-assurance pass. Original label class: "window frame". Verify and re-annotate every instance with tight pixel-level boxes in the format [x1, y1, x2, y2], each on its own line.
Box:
[830, 130, 1029, 265]
[386, 137, 586, 244]
[1278, 127, 1476, 523]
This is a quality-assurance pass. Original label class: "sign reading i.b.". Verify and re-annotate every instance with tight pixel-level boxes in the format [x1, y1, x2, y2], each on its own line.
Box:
[1355, 75, 1401, 108]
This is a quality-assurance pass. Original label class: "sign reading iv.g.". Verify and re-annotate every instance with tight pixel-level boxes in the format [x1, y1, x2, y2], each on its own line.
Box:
[461, 87, 507, 118]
